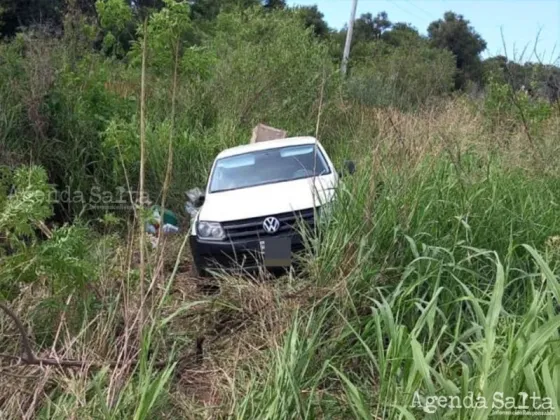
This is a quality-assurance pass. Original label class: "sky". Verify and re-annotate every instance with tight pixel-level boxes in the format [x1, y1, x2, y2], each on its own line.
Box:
[287, 0, 560, 63]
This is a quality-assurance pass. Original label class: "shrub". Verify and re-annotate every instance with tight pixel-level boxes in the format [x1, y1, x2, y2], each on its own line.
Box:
[348, 45, 455, 109]
[347, 43, 455, 109]
[484, 78, 552, 127]
[206, 8, 334, 132]
[0, 165, 98, 299]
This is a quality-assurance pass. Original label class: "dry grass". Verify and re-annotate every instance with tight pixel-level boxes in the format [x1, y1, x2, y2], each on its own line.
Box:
[0, 229, 309, 418]
[328, 97, 560, 177]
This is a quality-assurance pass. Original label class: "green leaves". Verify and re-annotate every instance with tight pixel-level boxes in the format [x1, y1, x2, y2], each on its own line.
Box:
[0, 165, 99, 297]
[96, 0, 132, 33]
[479, 254, 504, 391]
[331, 365, 373, 420]
[427, 11, 487, 89]
[129, 0, 193, 72]
[95, 0, 133, 55]
[0, 165, 53, 239]
[523, 244, 560, 302]
[347, 43, 456, 109]
[208, 8, 330, 130]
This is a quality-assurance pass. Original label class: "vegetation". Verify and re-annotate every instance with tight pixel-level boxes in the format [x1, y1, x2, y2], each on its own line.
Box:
[1, 0, 560, 418]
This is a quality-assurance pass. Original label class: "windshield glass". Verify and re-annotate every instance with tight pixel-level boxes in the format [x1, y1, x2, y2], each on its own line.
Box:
[209, 145, 330, 193]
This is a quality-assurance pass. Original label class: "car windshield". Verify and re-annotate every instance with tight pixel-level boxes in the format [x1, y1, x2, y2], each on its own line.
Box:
[209, 144, 330, 193]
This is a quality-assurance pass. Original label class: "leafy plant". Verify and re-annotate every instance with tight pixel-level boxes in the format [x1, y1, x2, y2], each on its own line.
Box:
[96, 0, 134, 56]
[0, 165, 53, 243]
[0, 165, 98, 298]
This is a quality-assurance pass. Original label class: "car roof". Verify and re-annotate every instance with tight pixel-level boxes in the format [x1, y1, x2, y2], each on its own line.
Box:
[216, 136, 321, 159]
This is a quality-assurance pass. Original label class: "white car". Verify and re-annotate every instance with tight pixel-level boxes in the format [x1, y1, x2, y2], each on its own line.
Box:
[188, 136, 354, 276]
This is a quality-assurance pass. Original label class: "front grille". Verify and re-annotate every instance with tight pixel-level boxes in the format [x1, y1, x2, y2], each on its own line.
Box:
[222, 207, 317, 241]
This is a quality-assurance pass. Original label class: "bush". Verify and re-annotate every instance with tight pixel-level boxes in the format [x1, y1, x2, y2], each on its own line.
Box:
[484, 78, 553, 128]
[0, 165, 98, 299]
[347, 43, 455, 109]
[207, 8, 334, 132]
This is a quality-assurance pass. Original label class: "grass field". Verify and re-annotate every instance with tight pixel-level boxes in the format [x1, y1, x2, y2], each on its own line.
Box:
[2, 92, 560, 418]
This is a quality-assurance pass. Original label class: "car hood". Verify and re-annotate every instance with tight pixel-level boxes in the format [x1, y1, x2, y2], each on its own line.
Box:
[199, 176, 336, 222]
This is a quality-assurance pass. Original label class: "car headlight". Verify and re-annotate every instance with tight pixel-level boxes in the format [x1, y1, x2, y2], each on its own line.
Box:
[197, 221, 225, 240]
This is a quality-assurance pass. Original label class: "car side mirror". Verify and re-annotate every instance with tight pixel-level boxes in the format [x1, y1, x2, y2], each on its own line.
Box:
[340, 160, 356, 177]
[195, 194, 205, 207]
[185, 187, 205, 217]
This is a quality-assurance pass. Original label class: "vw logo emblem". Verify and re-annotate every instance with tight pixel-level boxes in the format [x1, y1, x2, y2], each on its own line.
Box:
[263, 217, 280, 234]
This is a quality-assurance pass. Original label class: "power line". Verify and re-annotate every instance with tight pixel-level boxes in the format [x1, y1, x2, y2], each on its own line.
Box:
[384, 0, 426, 23]
[402, 0, 434, 20]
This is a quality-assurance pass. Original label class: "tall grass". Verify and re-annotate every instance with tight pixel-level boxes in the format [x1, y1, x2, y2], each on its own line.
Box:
[2, 125, 560, 418]
[232, 156, 560, 418]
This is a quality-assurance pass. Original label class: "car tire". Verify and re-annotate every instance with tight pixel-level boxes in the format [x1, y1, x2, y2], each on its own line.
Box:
[191, 263, 221, 294]
[190, 260, 208, 278]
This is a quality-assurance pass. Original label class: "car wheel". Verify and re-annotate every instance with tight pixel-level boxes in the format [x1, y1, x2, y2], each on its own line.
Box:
[190, 260, 208, 278]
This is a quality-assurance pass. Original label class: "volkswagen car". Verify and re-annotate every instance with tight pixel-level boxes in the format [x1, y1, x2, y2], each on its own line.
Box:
[188, 136, 349, 276]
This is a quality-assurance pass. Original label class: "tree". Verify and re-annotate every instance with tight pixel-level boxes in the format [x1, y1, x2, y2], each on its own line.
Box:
[484, 57, 560, 103]
[331, 11, 393, 64]
[190, 0, 259, 22]
[190, 0, 222, 21]
[381, 22, 422, 47]
[482, 55, 508, 84]
[0, 0, 169, 38]
[95, 0, 135, 56]
[209, 9, 330, 128]
[263, 0, 285, 10]
[0, 0, 65, 37]
[428, 11, 487, 89]
[545, 68, 560, 103]
[353, 12, 391, 42]
[127, 0, 166, 20]
[292, 5, 329, 38]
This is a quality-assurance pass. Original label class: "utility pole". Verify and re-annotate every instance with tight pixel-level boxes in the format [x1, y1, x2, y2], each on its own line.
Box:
[341, 0, 358, 77]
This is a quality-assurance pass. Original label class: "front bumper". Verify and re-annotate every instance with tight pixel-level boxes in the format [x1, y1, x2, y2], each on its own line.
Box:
[190, 232, 307, 274]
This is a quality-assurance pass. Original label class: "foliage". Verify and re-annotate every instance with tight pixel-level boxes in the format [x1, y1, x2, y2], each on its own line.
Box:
[347, 43, 455, 108]
[291, 5, 330, 38]
[0, 166, 53, 242]
[1, 4, 560, 417]
[483, 56, 560, 103]
[189, 0, 259, 22]
[233, 156, 560, 418]
[333, 14, 425, 66]
[129, 0, 192, 72]
[0, 166, 97, 298]
[381, 22, 423, 48]
[353, 12, 392, 42]
[428, 11, 487, 89]
[263, 0, 286, 10]
[96, 0, 132, 32]
[484, 77, 553, 131]
[95, 0, 134, 55]
[0, 0, 65, 38]
[26, 224, 97, 290]
[208, 8, 332, 131]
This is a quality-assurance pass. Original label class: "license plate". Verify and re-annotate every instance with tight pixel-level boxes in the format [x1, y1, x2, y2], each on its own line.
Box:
[261, 237, 291, 267]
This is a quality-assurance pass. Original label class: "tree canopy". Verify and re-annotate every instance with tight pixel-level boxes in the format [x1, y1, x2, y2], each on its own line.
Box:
[427, 11, 487, 89]
[0, 0, 557, 96]
[353, 12, 391, 42]
[291, 5, 329, 38]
